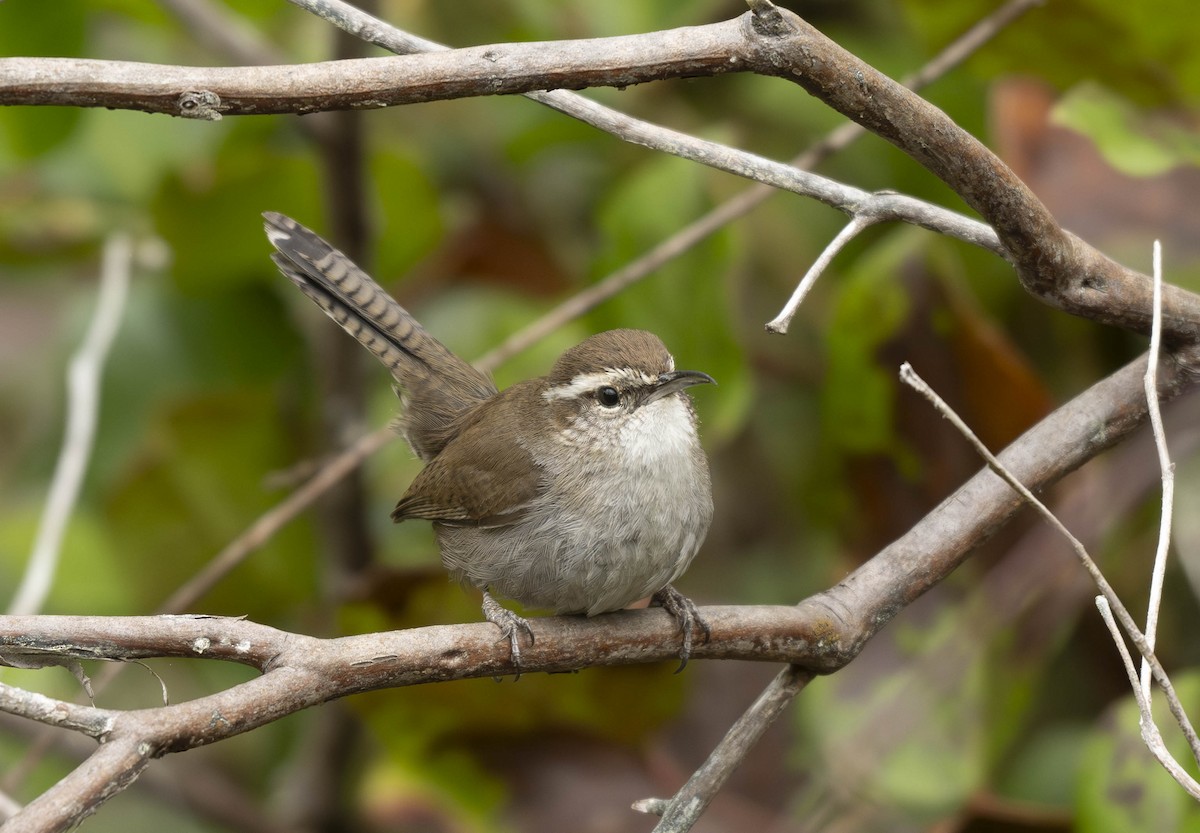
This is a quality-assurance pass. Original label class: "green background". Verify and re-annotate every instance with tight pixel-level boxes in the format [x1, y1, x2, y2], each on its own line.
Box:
[3, 0, 1200, 830]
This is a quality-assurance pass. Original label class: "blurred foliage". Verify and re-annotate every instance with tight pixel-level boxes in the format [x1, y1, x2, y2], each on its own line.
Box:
[1053, 81, 1200, 177]
[1076, 673, 1200, 833]
[2, 0, 1200, 831]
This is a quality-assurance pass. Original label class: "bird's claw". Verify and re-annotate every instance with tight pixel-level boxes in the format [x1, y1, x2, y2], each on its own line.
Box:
[482, 591, 534, 681]
[651, 585, 709, 673]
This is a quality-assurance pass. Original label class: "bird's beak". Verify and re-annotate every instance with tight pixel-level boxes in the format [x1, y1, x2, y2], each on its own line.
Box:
[647, 369, 716, 403]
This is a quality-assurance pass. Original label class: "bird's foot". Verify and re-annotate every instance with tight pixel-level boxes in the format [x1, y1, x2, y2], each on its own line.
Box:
[651, 585, 710, 672]
[482, 591, 535, 680]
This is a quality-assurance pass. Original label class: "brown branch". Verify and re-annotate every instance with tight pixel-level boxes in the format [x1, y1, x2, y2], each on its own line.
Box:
[3, 336, 1199, 831]
[746, 4, 1200, 345]
[0, 607, 822, 683]
[0, 711, 290, 833]
[12, 737, 151, 833]
[6, 9, 1199, 349]
[807, 346, 1200, 664]
[639, 664, 816, 831]
[0, 24, 748, 116]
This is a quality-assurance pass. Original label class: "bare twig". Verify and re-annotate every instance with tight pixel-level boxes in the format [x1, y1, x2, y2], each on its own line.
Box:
[0, 683, 115, 740]
[1141, 240, 1175, 698]
[766, 211, 880, 333]
[8, 234, 132, 616]
[156, 425, 393, 614]
[1095, 597, 1200, 800]
[637, 664, 815, 832]
[898, 362, 1200, 767]
[0, 30, 1001, 260]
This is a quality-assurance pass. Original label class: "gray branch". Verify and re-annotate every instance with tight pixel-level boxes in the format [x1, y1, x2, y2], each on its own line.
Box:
[5, 9, 1199, 349]
[3, 343, 1196, 830]
[5, 1, 1200, 829]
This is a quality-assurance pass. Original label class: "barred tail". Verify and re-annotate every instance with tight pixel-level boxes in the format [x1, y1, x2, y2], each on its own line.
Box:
[263, 212, 496, 458]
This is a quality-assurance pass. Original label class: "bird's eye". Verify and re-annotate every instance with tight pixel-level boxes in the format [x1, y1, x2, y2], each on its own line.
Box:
[596, 386, 620, 407]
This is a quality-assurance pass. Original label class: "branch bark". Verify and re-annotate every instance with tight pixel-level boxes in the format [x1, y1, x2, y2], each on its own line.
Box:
[3, 340, 1197, 831]
[0, 24, 749, 116]
[5, 8, 1198, 350]
[5, 1, 1200, 830]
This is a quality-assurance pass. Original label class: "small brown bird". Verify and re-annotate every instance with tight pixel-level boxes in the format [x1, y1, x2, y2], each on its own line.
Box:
[264, 212, 714, 672]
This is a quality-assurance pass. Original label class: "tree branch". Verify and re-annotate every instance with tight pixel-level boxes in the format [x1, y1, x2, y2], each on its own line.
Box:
[804, 345, 1199, 665]
[746, 4, 1200, 344]
[6, 8, 1198, 349]
[0, 23, 750, 116]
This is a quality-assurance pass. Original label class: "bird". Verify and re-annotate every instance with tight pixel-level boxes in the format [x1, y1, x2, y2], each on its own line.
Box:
[263, 212, 714, 674]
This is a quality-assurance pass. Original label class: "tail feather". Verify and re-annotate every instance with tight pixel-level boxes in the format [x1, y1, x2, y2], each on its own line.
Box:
[263, 212, 496, 459]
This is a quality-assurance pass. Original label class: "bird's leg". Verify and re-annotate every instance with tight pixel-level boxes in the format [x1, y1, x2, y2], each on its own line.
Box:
[651, 585, 710, 672]
[481, 590, 535, 680]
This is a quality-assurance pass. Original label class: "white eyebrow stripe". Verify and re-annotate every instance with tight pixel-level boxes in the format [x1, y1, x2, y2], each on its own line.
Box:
[542, 368, 658, 401]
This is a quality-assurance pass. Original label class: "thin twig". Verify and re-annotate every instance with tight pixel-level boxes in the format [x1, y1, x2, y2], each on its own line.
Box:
[0, 683, 115, 740]
[8, 234, 132, 616]
[1140, 239, 1175, 698]
[157, 425, 393, 614]
[766, 212, 879, 333]
[1096, 597, 1200, 800]
[638, 664, 814, 832]
[899, 363, 1200, 767]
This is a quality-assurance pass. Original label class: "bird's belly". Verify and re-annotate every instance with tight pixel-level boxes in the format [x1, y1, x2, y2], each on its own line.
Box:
[436, 491, 709, 616]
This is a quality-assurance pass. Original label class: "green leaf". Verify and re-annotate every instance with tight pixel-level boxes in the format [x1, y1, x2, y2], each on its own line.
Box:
[1053, 82, 1200, 177]
[0, 0, 88, 158]
[795, 616, 988, 823]
[822, 228, 914, 456]
[372, 150, 443, 280]
[899, 0, 1200, 105]
[998, 723, 1090, 808]
[103, 388, 317, 614]
[0, 502, 131, 615]
[1077, 671, 1200, 833]
[153, 119, 322, 294]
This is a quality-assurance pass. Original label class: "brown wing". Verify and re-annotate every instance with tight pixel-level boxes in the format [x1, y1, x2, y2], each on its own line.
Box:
[391, 385, 545, 527]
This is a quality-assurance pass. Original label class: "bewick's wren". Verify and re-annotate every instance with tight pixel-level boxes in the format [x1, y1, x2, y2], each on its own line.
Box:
[263, 212, 714, 672]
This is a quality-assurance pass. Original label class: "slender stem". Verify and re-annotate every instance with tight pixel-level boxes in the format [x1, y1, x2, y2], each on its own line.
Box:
[1140, 240, 1174, 698]
[8, 235, 132, 615]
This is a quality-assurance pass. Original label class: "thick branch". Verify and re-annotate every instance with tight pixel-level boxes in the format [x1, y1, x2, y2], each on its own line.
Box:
[808, 347, 1200, 664]
[749, 6, 1200, 344]
[0, 607, 827, 685]
[5, 10, 1199, 347]
[8, 737, 151, 833]
[0, 23, 745, 117]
